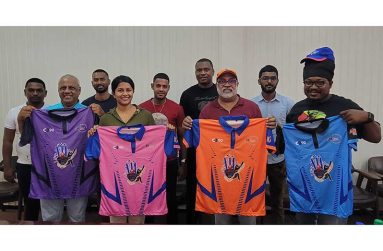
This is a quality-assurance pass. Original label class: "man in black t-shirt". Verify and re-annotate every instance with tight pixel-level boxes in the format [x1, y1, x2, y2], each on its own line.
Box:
[82, 69, 116, 117]
[286, 47, 381, 224]
[179, 58, 218, 224]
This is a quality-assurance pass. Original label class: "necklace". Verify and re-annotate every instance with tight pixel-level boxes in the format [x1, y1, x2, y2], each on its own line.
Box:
[152, 98, 167, 114]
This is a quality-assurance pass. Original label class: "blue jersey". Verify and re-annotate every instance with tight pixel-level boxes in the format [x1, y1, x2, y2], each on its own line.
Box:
[283, 115, 357, 218]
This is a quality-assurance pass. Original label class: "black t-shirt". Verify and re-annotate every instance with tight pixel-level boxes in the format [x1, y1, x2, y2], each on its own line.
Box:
[286, 94, 364, 137]
[82, 95, 117, 114]
[179, 84, 218, 119]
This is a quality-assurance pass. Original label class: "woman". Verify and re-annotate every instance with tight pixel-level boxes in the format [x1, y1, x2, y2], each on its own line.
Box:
[100, 75, 155, 224]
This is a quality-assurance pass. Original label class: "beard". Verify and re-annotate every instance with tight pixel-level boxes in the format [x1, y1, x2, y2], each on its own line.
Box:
[93, 85, 108, 94]
[261, 84, 276, 94]
[217, 87, 237, 99]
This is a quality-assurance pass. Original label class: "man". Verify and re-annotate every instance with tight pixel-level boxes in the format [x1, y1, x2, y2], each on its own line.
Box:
[40, 74, 94, 222]
[251, 65, 294, 224]
[82, 69, 116, 116]
[179, 58, 218, 224]
[139, 72, 185, 224]
[182, 68, 276, 224]
[286, 47, 381, 224]
[2, 78, 47, 221]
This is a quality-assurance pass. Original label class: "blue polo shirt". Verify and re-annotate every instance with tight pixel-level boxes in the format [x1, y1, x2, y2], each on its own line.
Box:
[251, 93, 294, 164]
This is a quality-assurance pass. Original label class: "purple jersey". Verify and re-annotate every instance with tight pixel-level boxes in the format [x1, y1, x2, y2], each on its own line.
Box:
[26, 108, 97, 199]
[85, 125, 177, 216]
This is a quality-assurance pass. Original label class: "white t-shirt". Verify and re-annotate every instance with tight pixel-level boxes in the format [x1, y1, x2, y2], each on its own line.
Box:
[4, 104, 31, 164]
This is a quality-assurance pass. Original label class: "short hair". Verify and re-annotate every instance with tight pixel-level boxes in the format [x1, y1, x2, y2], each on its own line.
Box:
[92, 69, 109, 77]
[58, 74, 80, 87]
[259, 65, 278, 78]
[195, 58, 214, 69]
[25, 78, 46, 89]
[153, 73, 169, 83]
[111, 75, 135, 93]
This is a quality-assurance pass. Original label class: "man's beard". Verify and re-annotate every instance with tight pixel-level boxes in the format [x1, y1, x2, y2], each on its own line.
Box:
[261, 85, 276, 94]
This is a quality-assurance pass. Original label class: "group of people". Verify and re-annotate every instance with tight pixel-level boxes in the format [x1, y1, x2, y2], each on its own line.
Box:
[2, 46, 381, 225]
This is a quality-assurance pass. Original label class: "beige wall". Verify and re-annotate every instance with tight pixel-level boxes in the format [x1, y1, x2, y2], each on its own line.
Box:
[0, 26, 382, 170]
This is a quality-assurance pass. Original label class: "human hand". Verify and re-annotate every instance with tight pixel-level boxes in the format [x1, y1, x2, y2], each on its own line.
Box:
[89, 104, 105, 117]
[266, 116, 277, 129]
[340, 109, 369, 125]
[182, 116, 193, 130]
[87, 125, 99, 137]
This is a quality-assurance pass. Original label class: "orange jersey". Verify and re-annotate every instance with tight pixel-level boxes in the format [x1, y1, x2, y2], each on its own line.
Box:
[183, 116, 275, 216]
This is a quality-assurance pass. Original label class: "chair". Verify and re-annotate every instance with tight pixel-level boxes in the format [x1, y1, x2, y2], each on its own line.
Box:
[352, 165, 381, 219]
[367, 156, 383, 198]
[0, 156, 23, 220]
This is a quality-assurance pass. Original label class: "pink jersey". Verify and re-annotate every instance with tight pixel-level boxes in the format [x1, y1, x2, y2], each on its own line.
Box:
[86, 125, 176, 216]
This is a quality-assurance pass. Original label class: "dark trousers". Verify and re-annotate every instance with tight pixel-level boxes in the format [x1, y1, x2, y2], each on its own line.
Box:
[16, 163, 40, 221]
[166, 158, 179, 224]
[295, 213, 348, 225]
[185, 149, 214, 224]
[267, 161, 287, 224]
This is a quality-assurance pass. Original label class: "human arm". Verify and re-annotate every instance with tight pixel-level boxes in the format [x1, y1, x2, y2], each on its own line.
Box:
[340, 109, 381, 143]
[2, 128, 16, 183]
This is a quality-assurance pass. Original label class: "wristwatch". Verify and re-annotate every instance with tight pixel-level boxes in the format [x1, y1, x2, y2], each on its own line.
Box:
[180, 159, 186, 163]
[366, 112, 375, 123]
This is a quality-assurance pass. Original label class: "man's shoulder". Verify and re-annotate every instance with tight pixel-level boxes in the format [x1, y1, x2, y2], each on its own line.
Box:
[8, 104, 25, 113]
[81, 96, 96, 105]
[250, 95, 263, 103]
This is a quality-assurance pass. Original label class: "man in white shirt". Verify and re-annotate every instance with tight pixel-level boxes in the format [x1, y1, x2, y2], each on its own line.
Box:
[2, 78, 47, 221]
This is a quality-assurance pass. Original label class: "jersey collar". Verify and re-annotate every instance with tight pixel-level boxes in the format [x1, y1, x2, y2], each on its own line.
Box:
[117, 124, 146, 142]
[219, 115, 249, 136]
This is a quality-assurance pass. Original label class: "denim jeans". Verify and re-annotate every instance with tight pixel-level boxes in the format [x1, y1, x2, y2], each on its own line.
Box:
[40, 197, 88, 222]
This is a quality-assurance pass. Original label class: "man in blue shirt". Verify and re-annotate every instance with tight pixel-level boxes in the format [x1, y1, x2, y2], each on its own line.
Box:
[251, 65, 294, 224]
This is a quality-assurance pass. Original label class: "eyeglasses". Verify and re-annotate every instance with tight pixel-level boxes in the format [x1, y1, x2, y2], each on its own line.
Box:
[303, 80, 327, 87]
[217, 78, 237, 85]
[260, 76, 277, 81]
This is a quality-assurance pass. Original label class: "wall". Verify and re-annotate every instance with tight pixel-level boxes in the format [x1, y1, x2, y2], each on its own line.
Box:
[0, 26, 382, 170]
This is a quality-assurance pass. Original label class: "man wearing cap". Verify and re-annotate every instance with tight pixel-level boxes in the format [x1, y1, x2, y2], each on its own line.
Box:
[183, 68, 276, 224]
[251, 65, 295, 224]
[286, 47, 381, 224]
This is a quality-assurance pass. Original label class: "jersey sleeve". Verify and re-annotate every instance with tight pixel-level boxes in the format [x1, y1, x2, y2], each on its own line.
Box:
[182, 119, 200, 148]
[164, 130, 178, 157]
[4, 108, 16, 129]
[266, 128, 276, 153]
[85, 132, 101, 160]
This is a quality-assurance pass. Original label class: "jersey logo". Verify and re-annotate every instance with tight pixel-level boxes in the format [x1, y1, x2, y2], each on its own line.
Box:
[222, 155, 245, 182]
[125, 160, 145, 185]
[77, 124, 88, 132]
[211, 138, 223, 143]
[295, 140, 307, 145]
[42, 127, 55, 133]
[309, 155, 333, 182]
[327, 134, 342, 144]
[54, 143, 77, 169]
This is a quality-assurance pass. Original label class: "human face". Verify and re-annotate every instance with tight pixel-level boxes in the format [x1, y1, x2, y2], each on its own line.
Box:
[303, 77, 332, 101]
[92, 71, 110, 94]
[216, 73, 238, 100]
[58, 77, 81, 108]
[258, 72, 278, 94]
[114, 82, 134, 107]
[151, 78, 170, 101]
[195, 61, 214, 86]
[24, 82, 47, 106]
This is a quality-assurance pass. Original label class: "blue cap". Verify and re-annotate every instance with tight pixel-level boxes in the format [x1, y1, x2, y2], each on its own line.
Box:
[300, 47, 335, 63]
